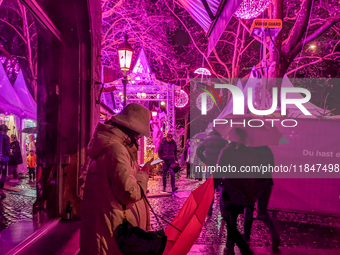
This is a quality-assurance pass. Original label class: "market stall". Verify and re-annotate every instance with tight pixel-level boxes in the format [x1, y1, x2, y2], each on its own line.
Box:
[0, 65, 37, 175]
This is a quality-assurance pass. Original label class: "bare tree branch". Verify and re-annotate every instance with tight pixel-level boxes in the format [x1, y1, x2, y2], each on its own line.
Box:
[286, 52, 340, 75]
[289, 14, 340, 62]
[213, 48, 231, 79]
[283, 0, 313, 54]
[0, 18, 26, 42]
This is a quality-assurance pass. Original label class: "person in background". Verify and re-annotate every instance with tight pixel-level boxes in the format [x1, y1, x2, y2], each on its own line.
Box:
[196, 129, 227, 216]
[193, 139, 204, 181]
[158, 133, 178, 192]
[26, 150, 37, 182]
[183, 139, 191, 178]
[217, 128, 256, 255]
[9, 134, 23, 183]
[28, 134, 36, 153]
[0, 124, 10, 199]
[243, 146, 281, 253]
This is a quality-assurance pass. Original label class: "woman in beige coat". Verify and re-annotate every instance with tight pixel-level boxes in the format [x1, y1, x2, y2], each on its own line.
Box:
[80, 103, 153, 255]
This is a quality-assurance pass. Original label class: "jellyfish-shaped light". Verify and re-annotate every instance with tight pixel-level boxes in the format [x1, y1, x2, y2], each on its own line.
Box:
[194, 68, 211, 76]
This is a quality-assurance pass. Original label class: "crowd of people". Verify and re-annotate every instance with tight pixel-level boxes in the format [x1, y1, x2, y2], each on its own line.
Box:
[79, 104, 281, 255]
[0, 124, 37, 199]
[183, 128, 281, 255]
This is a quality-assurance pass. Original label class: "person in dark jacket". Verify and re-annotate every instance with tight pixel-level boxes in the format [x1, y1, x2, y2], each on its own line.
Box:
[217, 128, 257, 255]
[158, 133, 178, 192]
[0, 124, 10, 199]
[9, 134, 22, 182]
[196, 129, 227, 215]
[218, 141, 256, 255]
[243, 146, 280, 253]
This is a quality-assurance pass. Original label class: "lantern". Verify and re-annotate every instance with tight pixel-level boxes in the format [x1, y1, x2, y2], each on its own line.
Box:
[118, 35, 134, 71]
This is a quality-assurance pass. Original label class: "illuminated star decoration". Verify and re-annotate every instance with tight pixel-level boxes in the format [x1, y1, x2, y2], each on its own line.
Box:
[175, 90, 189, 108]
[196, 92, 214, 112]
[194, 68, 211, 76]
[235, 0, 271, 20]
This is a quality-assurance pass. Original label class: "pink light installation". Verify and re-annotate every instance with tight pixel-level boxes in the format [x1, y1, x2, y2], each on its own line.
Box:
[196, 92, 214, 112]
[175, 90, 189, 108]
[194, 67, 211, 76]
[235, 0, 271, 20]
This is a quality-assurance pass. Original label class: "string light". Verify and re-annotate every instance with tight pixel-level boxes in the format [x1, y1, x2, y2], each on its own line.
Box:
[196, 92, 214, 111]
[235, 0, 271, 20]
[175, 90, 189, 108]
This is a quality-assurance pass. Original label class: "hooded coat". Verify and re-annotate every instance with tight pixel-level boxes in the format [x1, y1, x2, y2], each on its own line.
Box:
[80, 123, 150, 255]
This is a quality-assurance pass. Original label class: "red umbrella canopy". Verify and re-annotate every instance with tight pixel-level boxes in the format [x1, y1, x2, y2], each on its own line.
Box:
[163, 177, 214, 255]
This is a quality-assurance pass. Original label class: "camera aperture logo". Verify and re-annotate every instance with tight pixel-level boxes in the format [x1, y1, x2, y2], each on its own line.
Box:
[198, 83, 312, 128]
[197, 82, 223, 111]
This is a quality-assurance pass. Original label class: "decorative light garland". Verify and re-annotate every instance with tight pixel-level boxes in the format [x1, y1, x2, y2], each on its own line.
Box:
[235, 0, 271, 20]
[175, 90, 189, 108]
[196, 92, 214, 111]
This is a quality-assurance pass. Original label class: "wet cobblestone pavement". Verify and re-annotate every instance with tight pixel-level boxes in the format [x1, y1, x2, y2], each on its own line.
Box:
[0, 175, 35, 232]
[148, 174, 340, 254]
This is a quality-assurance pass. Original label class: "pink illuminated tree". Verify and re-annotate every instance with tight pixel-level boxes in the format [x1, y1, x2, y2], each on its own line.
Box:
[166, 0, 340, 112]
[101, 0, 184, 82]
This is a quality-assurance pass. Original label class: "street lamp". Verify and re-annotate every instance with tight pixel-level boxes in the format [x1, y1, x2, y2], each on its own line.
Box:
[118, 35, 134, 107]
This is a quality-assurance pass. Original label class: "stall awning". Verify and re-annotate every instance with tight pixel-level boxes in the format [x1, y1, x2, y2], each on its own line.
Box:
[178, 0, 220, 32]
[13, 70, 37, 116]
[0, 63, 35, 119]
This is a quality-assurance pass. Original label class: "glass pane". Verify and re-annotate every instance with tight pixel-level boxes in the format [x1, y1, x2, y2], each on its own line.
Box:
[0, 0, 61, 251]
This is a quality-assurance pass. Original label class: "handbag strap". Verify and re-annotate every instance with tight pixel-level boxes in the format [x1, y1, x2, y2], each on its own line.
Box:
[106, 164, 182, 233]
[139, 184, 182, 233]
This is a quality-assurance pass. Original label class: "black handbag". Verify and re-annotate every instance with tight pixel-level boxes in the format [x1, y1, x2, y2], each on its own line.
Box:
[117, 190, 167, 255]
[170, 162, 181, 173]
